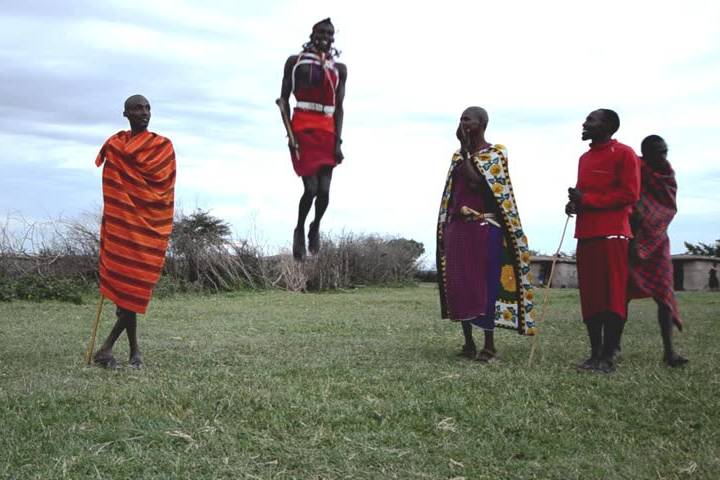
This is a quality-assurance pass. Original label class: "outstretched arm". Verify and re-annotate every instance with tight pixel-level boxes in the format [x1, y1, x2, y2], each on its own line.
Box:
[334, 63, 347, 163]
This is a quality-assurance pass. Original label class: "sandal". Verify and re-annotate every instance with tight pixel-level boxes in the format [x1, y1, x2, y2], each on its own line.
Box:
[457, 344, 477, 359]
[475, 348, 497, 363]
[576, 357, 600, 371]
[592, 359, 615, 374]
[664, 354, 688, 368]
[129, 353, 144, 369]
[93, 352, 119, 370]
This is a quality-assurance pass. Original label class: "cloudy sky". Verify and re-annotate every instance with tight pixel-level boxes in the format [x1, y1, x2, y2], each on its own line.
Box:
[1, 0, 719, 264]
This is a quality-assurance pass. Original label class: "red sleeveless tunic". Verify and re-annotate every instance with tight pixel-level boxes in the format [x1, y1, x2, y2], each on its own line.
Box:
[290, 52, 339, 177]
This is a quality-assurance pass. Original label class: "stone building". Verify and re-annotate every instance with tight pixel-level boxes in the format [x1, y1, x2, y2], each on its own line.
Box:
[671, 255, 720, 291]
[528, 255, 720, 291]
[529, 256, 578, 288]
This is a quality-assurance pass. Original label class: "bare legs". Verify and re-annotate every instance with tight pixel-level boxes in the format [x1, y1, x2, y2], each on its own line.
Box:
[94, 306, 142, 369]
[459, 321, 476, 357]
[294, 167, 333, 260]
[658, 302, 688, 367]
[459, 321, 496, 362]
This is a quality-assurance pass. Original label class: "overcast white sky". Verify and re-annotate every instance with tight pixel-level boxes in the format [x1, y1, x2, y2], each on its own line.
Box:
[1, 0, 718, 264]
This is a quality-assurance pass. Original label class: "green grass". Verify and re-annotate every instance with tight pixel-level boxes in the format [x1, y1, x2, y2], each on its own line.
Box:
[1, 286, 719, 479]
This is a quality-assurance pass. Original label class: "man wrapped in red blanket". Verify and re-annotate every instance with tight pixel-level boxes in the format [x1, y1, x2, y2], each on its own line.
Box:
[92, 95, 176, 369]
[627, 135, 687, 367]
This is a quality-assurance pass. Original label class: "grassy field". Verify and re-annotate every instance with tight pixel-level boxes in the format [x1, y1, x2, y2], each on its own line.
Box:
[0, 286, 718, 479]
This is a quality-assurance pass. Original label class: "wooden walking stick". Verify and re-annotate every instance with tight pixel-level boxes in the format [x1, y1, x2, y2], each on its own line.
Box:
[528, 215, 571, 367]
[275, 98, 299, 153]
[84, 295, 105, 365]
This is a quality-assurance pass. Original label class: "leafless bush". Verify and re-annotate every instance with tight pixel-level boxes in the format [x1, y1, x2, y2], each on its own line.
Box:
[164, 209, 283, 292]
[0, 209, 425, 299]
[272, 255, 308, 292]
[269, 232, 425, 291]
[0, 212, 99, 282]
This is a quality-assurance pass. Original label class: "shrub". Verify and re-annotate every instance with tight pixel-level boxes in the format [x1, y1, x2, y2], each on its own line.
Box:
[270, 233, 425, 292]
[0, 211, 427, 300]
[0, 274, 87, 304]
[165, 209, 273, 292]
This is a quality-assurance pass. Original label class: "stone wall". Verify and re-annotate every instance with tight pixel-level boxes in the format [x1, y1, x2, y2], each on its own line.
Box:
[529, 256, 578, 288]
[671, 255, 719, 291]
[429, 255, 719, 292]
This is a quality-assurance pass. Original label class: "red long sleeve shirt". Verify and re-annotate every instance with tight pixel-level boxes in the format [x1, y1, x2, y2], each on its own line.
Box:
[574, 139, 640, 239]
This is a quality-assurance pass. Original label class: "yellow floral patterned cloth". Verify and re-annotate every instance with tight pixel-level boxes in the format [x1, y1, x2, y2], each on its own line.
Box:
[436, 144, 536, 335]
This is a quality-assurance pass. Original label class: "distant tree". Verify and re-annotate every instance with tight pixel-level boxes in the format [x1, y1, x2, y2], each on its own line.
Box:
[169, 209, 232, 283]
[684, 239, 720, 257]
[386, 238, 425, 259]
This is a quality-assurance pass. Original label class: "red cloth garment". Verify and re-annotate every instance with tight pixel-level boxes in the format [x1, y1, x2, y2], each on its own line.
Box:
[628, 158, 682, 330]
[289, 52, 338, 177]
[291, 111, 336, 177]
[291, 52, 338, 107]
[574, 139, 640, 239]
[577, 237, 630, 320]
[96, 130, 176, 314]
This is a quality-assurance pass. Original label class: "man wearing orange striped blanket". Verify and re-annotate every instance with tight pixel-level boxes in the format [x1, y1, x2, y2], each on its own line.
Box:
[92, 95, 176, 369]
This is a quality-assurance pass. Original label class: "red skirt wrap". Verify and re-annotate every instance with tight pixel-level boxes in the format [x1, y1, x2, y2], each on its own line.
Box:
[290, 110, 336, 177]
[576, 237, 629, 321]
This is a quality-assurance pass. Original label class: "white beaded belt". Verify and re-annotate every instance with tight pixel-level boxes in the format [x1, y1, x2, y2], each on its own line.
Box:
[605, 235, 629, 240]
[296, 101, 335, 115]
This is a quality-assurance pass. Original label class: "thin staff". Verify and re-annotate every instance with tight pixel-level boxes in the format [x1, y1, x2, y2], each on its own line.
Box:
[84, 295, 105, 365]
[528, 214, 571, 367]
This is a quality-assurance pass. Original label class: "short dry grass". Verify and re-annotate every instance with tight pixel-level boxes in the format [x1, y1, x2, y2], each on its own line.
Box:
[1, 286, 718, 479]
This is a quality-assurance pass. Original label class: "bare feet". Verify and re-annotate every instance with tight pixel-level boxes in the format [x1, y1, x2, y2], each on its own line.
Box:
[93, 350, 119, 369]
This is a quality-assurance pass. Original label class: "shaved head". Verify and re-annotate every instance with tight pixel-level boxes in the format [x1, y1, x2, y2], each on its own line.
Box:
[458, 106, 489, 150]
[123, 94, 151, 133]
[641, 134, 668, 167]
[641, 134, 665, 155]
[463, 106, 488, 127]
[597, 108, 620, 135]
[124, 94, 149, 111]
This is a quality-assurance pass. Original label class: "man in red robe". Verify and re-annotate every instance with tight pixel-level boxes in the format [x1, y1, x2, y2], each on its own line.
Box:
[627, 135, 687, 367]
[93, 95, 176, 369]
[279, 18, 347, 260]
[566, 109, 640, 373]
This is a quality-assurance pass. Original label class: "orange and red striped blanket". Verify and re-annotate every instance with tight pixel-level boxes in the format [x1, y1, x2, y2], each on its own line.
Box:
[95, 130, 176, 313]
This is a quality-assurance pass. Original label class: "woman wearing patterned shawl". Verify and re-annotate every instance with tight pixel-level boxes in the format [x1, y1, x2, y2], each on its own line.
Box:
[436, 107, 535, 362]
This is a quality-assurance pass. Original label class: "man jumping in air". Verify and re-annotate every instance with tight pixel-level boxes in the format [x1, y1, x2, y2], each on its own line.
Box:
[279, 18, 347, 261]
